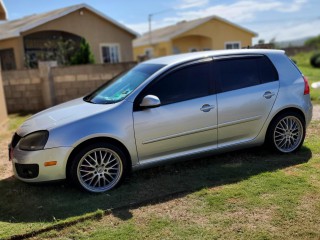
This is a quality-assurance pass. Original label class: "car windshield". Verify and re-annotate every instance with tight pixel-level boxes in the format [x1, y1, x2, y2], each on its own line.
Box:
[84, 63, 165, 104]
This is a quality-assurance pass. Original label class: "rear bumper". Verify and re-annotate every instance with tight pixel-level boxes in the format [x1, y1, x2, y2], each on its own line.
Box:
[12, 147, 73, 183]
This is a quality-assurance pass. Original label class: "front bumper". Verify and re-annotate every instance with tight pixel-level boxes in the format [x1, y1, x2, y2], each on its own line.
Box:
[12, 147, 73, 183]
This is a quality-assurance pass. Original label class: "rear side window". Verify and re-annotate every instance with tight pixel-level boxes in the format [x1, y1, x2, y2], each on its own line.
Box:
[143, 62, 211, 105]
[217, 56, 278, 93]
[217, 58, 260, 92]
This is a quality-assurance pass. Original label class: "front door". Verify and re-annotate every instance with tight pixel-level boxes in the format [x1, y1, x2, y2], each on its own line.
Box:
[133, 61, 218, 163]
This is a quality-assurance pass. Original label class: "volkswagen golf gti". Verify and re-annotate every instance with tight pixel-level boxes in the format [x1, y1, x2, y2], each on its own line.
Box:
[9, 49, 313, 193]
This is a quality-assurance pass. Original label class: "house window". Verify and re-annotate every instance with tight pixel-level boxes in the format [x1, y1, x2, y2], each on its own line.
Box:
[225, 42, 241, 49]
[100, 44, 121, 63]
[189, 48, 198, 52]
[144, 48, 154, 59]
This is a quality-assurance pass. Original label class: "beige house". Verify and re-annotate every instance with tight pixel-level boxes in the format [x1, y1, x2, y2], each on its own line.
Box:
[133, 16, 257, 60]
[0, 0, 7, 130]
[0, 4, 137, 70]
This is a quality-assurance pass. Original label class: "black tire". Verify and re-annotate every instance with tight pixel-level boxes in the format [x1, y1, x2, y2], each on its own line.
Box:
[69, 142, 129, 193]
[266, 111, 306, 153]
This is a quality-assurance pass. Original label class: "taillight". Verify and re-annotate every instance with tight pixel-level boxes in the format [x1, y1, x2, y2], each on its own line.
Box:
[303, 76, 310, 95]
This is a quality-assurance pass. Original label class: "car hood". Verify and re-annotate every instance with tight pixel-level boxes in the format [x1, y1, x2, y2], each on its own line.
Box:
[17, 98, 118, 137]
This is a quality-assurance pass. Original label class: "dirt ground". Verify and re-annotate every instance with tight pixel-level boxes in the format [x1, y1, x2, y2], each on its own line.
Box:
[313, 105, 320, 121]
[0, 132, 14, 181]
[1, 105, 320, 181]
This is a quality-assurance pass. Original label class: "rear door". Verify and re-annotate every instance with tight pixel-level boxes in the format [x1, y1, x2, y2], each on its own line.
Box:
[216, 55, 279, 147]
[133, 59, 218, 162]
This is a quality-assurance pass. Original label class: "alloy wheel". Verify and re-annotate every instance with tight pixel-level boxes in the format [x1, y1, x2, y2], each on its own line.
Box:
[273, 116, 303, 153]
[77, 148, 123, 192]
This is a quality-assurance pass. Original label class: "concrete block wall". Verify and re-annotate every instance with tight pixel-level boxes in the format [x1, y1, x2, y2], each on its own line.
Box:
[2, 62, 136, 113]
[2, 69, 43, 113]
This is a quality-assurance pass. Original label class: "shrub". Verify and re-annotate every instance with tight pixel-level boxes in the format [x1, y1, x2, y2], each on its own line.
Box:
[71, 39, 95, 65]
[310, 52, 320, 68]
[305, 35, 320, 49]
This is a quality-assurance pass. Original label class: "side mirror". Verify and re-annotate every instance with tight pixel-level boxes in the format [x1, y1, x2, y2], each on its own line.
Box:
[140, 95, 161, 108]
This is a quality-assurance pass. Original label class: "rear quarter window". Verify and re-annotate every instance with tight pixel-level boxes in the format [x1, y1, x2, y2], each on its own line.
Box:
[258, 56, 279, 84]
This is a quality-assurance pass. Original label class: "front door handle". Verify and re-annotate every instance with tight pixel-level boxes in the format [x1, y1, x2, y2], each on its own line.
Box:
[200, 104, 215, 112]
[263, 91, 275, 99]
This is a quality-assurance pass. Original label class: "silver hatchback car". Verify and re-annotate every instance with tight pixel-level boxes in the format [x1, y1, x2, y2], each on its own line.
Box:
[10, 49, 312, 193]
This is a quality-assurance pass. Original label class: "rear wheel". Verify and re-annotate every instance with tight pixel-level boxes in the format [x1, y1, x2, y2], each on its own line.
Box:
[70, 142, 128, 193]
[267, 112, 305, 153]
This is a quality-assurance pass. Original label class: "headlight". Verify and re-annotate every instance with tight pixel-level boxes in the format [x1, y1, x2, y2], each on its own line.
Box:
[19, 131, 49, 151]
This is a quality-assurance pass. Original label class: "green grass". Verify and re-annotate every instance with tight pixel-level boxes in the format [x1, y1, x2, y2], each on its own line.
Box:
[8, 113, 32, 131]
[292, 52, 320, 103]
[33, 125, 320, 240]
[1, 117, 320, 239]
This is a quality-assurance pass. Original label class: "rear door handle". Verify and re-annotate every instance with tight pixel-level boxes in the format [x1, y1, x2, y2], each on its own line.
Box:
[263, 91, 275, 99]
[200, 104, 215, 112]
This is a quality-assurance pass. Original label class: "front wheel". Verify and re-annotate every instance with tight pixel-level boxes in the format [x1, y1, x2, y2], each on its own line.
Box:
[267, 112, 305, 153]
[70, 142, 128, 193]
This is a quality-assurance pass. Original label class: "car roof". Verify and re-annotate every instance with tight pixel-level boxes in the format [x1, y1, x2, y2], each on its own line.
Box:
[145, 49, 285, 66]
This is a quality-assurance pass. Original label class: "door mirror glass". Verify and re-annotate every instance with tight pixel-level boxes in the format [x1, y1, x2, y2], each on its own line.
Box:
[140, 95, 161, 108]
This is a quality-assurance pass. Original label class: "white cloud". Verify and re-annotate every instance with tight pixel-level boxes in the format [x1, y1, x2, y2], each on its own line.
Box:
[125, 0, 313, 41]
[254, 19, 320, 43]
[126, 22, 149, 35]
[173, 0, 308, 23]
[176, 0, 209, 9]
[175, 1, 282, 23]
[277, 0, 308, 12]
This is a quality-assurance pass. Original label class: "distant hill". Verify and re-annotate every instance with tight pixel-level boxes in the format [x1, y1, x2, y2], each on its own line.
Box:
[276, 36, 314, 48]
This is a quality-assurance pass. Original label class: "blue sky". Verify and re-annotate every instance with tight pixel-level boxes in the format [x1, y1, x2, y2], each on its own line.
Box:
[3, 0, 320, 43]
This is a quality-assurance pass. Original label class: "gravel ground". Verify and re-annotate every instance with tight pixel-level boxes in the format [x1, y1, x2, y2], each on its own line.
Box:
[313, 105, 320, 121]
[1, 105, 320, 181]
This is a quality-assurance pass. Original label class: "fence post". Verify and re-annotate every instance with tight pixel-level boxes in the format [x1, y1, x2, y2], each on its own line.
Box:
[39, 61, 57, 109]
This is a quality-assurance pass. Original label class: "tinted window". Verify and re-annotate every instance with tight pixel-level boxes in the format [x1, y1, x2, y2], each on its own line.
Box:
[217, 58, 260, 92]
[258, 56, 279, 83]
[145, 63, 211, 105]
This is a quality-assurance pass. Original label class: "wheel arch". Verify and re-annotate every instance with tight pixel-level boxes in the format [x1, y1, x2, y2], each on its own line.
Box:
[66, 137, 132, 179]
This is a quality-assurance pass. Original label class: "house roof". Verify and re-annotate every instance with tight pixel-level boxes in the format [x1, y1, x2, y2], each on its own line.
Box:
[0, 0, 7, 20]
[133, 15, 258, 47]
[0, 4, 138, 41]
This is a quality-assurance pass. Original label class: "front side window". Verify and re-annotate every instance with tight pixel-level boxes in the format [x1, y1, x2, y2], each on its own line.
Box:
[101, 44, 120, 63]
[144, 62, 212, 105]
[84, 64, 164, 104]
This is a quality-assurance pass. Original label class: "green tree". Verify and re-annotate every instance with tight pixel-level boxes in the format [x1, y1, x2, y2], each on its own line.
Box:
[71, 39, 95, 65]
[305, 35, 320, 49]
